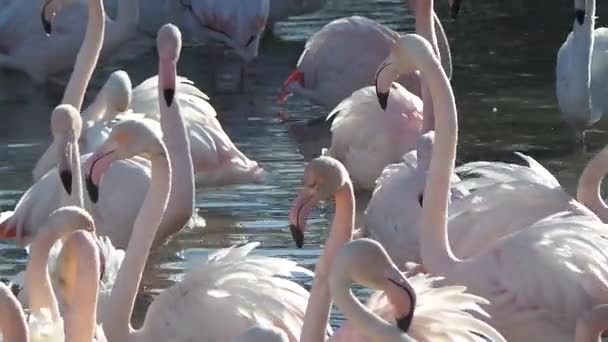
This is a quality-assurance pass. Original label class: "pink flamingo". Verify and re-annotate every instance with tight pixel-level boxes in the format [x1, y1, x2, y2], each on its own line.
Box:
[376, 33, 608, 341]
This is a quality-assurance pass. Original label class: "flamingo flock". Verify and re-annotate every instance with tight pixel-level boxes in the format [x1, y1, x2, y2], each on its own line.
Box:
[0, 0, 608, 341]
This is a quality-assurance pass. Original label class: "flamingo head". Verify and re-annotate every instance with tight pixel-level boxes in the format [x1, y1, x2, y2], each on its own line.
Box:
[84, 119, 164, 203]
[330, 239, 416, 333]
[101, 71, 133, 118]
[46, 206, 96, 238]
[40, 0, 77, 34]
[51, 105, 82, 195]
[288, 157, 351, 248]
[157, 24, 182, 107]
[376, 34, 438, 110]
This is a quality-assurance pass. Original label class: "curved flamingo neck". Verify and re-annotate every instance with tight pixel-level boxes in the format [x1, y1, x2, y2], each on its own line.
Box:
[154, 58, 195, 245]
[577, 147, 608, 221]
[61, 0, 105, 111]
[0, 285, 28, 342]
[566, 0, 596, 113]
[416, 50, 460, 275]
[26, 227, 63, 320]
[63, 233, 100, 342]
[575, 305, 608, 341]
[102, 151, 171, 342]
[300, 183, 354, 342]
[330, 271, 409, 341]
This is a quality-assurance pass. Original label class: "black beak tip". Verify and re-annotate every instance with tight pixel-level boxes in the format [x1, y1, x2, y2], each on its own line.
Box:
[289, 224, 304, 249]
[396, 313, 414, 333]
[575, 10, 586, 25]
[163, 88, 175, 107]
[85, 176, 99, 204]
[42, 18, 52, 34]
[59, 170, 72, 195]
[450, 0, 462, 19]
[376, 91, 389, 111]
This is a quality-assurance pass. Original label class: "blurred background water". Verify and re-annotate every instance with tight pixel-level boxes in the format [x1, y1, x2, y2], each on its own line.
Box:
[0, 0, 606, 327]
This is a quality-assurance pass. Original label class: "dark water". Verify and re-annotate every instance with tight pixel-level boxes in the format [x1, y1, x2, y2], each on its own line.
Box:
[0, 0, 606, 327]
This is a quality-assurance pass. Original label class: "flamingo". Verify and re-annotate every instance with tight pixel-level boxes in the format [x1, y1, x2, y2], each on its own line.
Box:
[576, 305, 608, 341]
[318, 0, 455, 191]
[276, 0, 455, 109]
[24, 206, 105, 342]
[556, 0, 608, 138]
[376, 33, 608, 341]
[287, 156, 501, 341]
[82, 24, 311, 342]
[329, 238, 506, 341]
[7, 105, 124, 323]
[0, 0, 138, 83]
[0, 228, 105, 342]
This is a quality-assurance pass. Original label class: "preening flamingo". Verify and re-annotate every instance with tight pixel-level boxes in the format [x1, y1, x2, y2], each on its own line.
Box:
[376, 33, 608, 341]
[556, 0, 608, 136]
[0, 0, 138, 83]
[85, 25, 311, 342]
[276, 0, 454, 109]
[329, 238, 506, 342]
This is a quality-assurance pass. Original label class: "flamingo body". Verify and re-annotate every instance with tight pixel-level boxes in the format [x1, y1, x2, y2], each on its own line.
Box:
[324, 83, 422, 190]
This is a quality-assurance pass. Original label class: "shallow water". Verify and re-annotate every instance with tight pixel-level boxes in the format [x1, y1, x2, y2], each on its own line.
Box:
[0, 0, 607, 328]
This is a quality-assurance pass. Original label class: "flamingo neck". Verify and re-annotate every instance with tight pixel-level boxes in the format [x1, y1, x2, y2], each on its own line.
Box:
[63, 234, 100, 342]
[566, 0, 596, 114]
[69, 138, 84, 208]
[300, 183, 354, 342]
[102, 151, 171, 342]
[575, 305, 608, 342]
[330, 271, 408, 341]
[26, 227, 63, 321]
[417, 53, 460, 275]
[0, 286, 28, 342]
[61, 0, 105, 111]
[577, 147, 608, 221]
[414, 0, 437, 133]
[154, 59, 194, 245]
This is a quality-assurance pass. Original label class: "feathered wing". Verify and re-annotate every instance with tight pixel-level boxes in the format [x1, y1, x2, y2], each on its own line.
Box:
[325, 84, 422, 190]
[295, 16, 402, 108]
[141, 242, 317, 342]
[342, 274, 505, 342]
[456, 152, 560, 191]
[458, 212, 608, 341]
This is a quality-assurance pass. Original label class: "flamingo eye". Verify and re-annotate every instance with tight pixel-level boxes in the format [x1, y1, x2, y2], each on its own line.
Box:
[246, 35, 255, 46]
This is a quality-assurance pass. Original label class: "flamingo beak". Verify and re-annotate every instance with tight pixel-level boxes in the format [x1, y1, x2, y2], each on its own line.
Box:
[163, 89, 175, 107]
[58, 140, 73, 195]
[84, 149, 116, 204]
[41, 0, 53, 34]
[375, 61, 396, 111]
[384, 268, 416, 333]
[288, 189, 318, 248]
[575, 10, 586, 25]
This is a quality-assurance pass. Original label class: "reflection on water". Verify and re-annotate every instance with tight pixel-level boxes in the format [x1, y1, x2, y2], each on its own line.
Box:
[0, 0, 607, 327]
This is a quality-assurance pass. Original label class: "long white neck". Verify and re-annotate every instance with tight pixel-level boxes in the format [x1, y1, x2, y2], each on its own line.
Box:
[433, 11, 452, 80]
[575, 305, 608, 341]
[102, 151, 171, 342]
[0, 285, 28, 342]
[61, 0, 105, 111]
[26, 227, 63, 320]
[577, 147, 608, 221]
[154, 60, 195, 245]
[300, 185, 354, 342]
[64, 234, 100, 342]
[564, 0, 596, 115]
[67, 138, 84, 208]
[414, 0, 438, 133]
[104, 0, 139, 54]
[416, 48, 461, 275]
[330, 272, 411, 341]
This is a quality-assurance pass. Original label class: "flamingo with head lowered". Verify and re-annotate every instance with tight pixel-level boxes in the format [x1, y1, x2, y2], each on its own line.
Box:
[375, 33, 608, 341]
